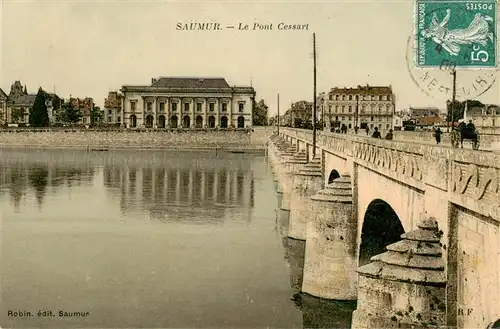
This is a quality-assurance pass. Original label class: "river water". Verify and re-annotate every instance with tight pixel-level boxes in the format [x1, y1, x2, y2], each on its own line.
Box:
[0, 148, 355, 328]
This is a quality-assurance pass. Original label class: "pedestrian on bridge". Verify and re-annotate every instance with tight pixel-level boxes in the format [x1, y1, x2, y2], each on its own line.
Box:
[434, 127, 442, 145]
[385, 129, 393, 140]
[371, 127, 381, 138]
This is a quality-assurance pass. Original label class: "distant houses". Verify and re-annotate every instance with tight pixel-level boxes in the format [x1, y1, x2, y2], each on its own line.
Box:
[0, 80, 100, 126]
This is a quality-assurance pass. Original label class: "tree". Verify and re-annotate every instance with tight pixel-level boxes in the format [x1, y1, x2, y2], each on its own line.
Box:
[252, 99, 269, 126]
[90, 106, 102, 126]
[59, 100, 82, 125]
[29, 88, 50, 127]
[11, 108, 24, 124]
[446, 99, 485, 122]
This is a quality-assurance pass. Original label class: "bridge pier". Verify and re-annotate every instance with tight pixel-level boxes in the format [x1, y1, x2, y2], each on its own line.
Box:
[351, 216, 446, 329]
[275, 144, 298, 194]
[281, 150, 308, 211]
[268, 138, 287, 189]
[302, 175, 358, 300]
[288, 156, 323, 240]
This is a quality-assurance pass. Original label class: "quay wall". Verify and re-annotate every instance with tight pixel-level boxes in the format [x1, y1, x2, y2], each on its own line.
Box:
[0, 127, 275, 151]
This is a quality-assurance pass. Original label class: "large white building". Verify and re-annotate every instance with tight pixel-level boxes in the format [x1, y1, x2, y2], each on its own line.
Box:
[120, 77, 256, 129]
[325, 84, 395, 132]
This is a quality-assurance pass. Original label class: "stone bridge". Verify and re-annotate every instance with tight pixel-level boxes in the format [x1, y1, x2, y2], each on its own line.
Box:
[268, 127, 499, 329]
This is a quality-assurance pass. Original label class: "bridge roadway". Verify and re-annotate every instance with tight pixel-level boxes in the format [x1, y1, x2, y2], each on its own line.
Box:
[329, 130, 496, 153]
[268, 127, 499, 329]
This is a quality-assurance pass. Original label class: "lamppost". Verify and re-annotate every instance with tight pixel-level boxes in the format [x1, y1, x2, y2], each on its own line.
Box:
[355, 95, 360, 133]
[326, 99, 331, 131]
[321, 98, 325, 130]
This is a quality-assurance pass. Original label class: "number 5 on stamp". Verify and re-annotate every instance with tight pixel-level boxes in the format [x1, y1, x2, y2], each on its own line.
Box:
[415, 0, 497, 68]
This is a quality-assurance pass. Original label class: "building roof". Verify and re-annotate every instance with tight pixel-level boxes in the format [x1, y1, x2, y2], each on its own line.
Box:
[0, 88, 7, 99]
[8, 94, 36, 106]
[410, 106, 440, 110]
[152, 77, 231, 89]
[121, 76, 255, 95]
[329, 85, 393, 95]
[416, 116, 443, 126]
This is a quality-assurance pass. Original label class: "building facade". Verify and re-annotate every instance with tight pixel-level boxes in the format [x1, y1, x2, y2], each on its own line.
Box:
[69, 97, 95, 125]
[470, 105, 500, 134]
[120, 77, 256, 129]
[4, 81, 62, 125]
[7, 81, 35, 124]
[103, 91, 123, 125]
[326, 85, 395, 131]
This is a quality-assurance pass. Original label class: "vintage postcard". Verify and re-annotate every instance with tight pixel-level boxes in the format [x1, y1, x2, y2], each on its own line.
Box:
[0, 0, 499, 328]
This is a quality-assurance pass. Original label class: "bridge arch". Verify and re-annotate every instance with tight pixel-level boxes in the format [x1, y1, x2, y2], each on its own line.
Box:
[358, 198, 405, 267]
[327, 169, 341, 184]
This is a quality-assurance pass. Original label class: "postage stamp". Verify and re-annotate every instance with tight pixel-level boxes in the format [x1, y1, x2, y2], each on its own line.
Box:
[406, 34, 497, 101]
[415, 0, 497, 68]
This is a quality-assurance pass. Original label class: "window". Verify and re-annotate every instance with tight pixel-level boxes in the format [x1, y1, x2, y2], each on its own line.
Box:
[386, 124, 389, 129]
[341, 106, 345, 113]
[108, 116, 112, 122]
[348, 116, 352, 121]
[83, 117, 87, 124]
[209, 103, 215, 111]
[341, 116, 345, 121]
[329, 105, 332, 112]
[222, 103, 227, 112]
[349, 123, 352, 128]
[147, 102, 152, 111]
[118, 116, 121, 123]
[172, 103, 177, 112]
[329, 95, 332, 101]
[238, 103, 244, 112]
[379, 105, 383, 113]
[184, 103, 189, 112]
[348, 106, 352, 113]
[108, 109, 112, 115]
[335, 116, 339, 121]
[196, 103, 202, 112]
[159, 102, 165, 112]
[348, 95, 352, 100]
[371, 116, 374, 121]
[130, 101, 136, 112]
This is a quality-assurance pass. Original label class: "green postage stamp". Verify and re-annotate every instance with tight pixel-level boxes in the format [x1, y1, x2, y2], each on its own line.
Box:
[415, 0, 497, 68]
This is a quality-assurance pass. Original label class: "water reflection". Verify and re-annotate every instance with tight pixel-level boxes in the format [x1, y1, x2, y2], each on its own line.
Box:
[0, 151, 95, 209]
[1, 148, 302, 328]
[0, 149, 255, 224]
[277, 209, 357, 329]
[103, 162, 254, 223]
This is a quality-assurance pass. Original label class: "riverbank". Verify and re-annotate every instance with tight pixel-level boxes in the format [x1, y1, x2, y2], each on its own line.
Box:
[0, 127, 274, 152]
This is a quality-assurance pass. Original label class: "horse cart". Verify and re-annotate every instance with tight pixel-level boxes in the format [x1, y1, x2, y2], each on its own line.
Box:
[450, 125, 480, 150]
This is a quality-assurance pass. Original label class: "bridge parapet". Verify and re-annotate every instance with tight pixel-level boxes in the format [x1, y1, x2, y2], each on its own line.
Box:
[280, 128, 500, 223]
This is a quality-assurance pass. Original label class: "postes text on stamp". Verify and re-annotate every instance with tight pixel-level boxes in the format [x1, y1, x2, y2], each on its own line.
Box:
[415, 0, 497, 68]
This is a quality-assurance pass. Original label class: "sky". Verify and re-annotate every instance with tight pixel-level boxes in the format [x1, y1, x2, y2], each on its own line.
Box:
[1, 0, 499, 115]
